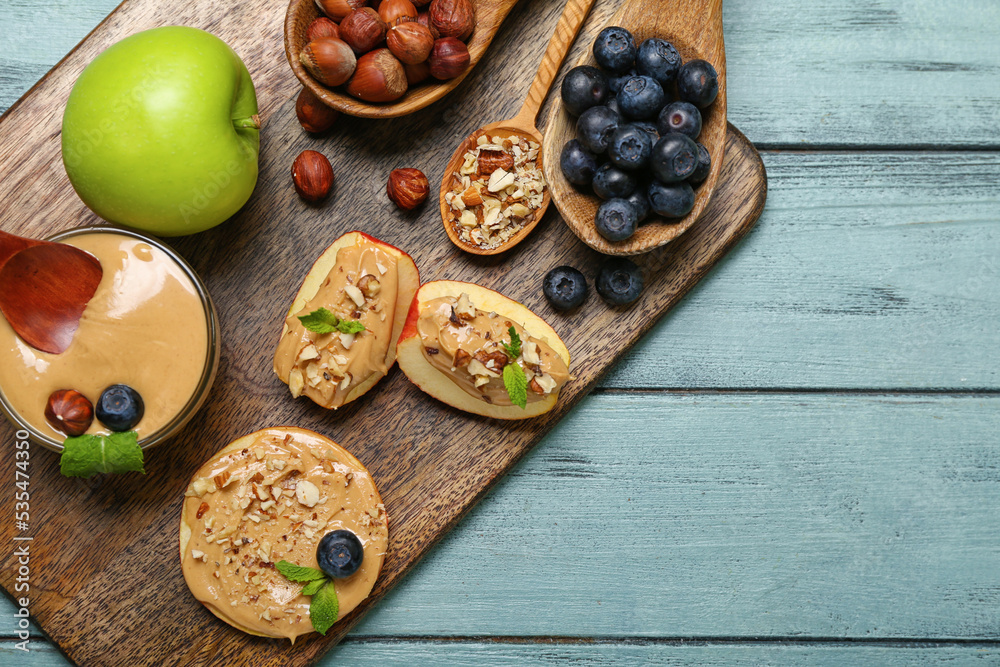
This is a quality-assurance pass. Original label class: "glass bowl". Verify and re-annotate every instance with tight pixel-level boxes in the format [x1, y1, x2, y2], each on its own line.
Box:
[0, 226, 220, 452]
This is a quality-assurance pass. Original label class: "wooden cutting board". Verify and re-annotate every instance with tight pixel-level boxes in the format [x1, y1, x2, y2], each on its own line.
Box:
[0, 0, 766, 664]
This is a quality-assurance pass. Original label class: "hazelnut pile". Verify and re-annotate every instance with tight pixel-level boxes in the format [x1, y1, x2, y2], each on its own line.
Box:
[300, 0, 475, 104]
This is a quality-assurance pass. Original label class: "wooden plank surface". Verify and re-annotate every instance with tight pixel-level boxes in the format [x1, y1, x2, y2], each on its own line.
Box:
[4, 0, 1000, 147]
[0, 0, 766, 665]
[4, 639, 999, 666]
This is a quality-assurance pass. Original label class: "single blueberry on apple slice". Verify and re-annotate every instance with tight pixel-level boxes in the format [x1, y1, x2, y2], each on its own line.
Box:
[317, 529, 364, 579]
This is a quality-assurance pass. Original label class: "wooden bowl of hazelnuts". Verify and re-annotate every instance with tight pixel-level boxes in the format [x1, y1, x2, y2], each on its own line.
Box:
[285, 0, 520, 118]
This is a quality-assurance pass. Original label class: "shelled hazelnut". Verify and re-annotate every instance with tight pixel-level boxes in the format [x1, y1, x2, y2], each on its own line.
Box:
[429, 0, 474, 41]
[340, 8, 387, 54]
[296, 87, 339, 133]
[386, 168, 430, 210]
[428, 37, 470, 80]
[292, 150, 335, 202]
[307, 17, 340, 41]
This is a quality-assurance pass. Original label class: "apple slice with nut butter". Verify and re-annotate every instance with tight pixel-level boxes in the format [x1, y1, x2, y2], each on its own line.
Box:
[273, 232, 419, 409]
[396, 280, 571, 419]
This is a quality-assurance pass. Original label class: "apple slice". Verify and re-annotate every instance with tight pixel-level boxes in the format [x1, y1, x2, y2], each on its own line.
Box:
[396, 280, 571, 420]
[274, 231, 419, 408]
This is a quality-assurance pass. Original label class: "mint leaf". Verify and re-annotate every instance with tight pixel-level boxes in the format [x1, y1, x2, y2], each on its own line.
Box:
[310, 580, 339, 635]
[300, 578, 327, 596]
[298, 308, 365, 335]
[503, 326, 522, 360]
[503, 363, 528, 409]
[59, 431, 145, 478]
[337, 319, 366, 334]
[276, 560, 327, 583]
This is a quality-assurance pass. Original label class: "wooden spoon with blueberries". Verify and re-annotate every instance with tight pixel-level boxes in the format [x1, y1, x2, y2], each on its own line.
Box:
[439, 0, 597, 256]
[542, 0, 727, 255]
[0, 230, 103, 354]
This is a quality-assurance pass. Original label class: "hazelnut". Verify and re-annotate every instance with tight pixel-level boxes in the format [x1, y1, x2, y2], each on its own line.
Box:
[415, 11, 440, 39]
[44, 389, 93, 437]
[299, 38, 357, 87]
[404, 60, 431, 85]
[387, 22, 434, 65]
[428, 37, 470, 80]
[340, 7, 387, 54]
[346, 49, 408, 102]
[358, 274, 381, 297]
[295, 87, 339, 133]
[429, 0, 474, 41]
[477, 148, 514, 175]
[292, 150, 335, 202]
[306, 17, 340, 42]
[411, 0, 430, 6]
[453, 348, 472, 367]
[387, 168, 430, 209]
[378, 0, 418, 26]
[316, 0, 366, 21]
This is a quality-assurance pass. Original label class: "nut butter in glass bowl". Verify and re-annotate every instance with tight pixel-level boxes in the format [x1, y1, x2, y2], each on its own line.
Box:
[0, 226, 220, 452]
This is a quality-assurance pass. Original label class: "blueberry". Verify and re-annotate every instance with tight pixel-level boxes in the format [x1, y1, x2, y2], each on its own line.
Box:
[596, 258, 644, 306]
[607, 124, 652, 171]
[625, 188, 650, 223]
[317, 529, 364, 578]
[95, 384, 144, 432]
[648, 180, 695, 218]
[592, 163, 637, 200]
[650, 133, 698, 183]
[543, 266, 588, 311]
[632, 120, 660, 143]
[657, 101, 702, 139]
[561, 66, 609, 116]
[560, 139, 599, 186]
[689, 142, 711, 184]
[595, 199, 639, 242]
[576, 106, 621, 154]
[617, 75, 666, 120]
[608, 68, 638, 94]
[636, 38, 681, 86]
[605, 96, 622, 116]
[677, 59, 719, 108]
[593, 27, 637, 73]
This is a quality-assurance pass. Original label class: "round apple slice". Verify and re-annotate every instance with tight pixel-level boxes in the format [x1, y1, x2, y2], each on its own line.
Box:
[274, 231, 419, 408]
[397, 280, 571, 420]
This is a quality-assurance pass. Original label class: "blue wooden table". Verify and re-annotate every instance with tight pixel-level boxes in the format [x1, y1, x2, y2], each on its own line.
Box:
[2, 0, 999, 664]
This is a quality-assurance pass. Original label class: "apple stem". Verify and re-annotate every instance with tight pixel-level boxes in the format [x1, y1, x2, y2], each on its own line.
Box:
[234, 114, 261, 131]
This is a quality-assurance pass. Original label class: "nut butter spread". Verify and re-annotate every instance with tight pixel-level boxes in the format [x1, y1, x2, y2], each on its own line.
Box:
[180, 428, 387, 641]
[417, 293, 570, 405]
[274, 237, 400, 408]
[0, 232, 208, 440]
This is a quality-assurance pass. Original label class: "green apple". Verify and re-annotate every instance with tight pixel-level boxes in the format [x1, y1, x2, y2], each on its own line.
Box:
[62, 26, 260, 236]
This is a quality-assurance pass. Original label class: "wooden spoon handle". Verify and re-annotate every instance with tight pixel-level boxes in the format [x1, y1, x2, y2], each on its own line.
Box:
[514, 0, 597, 127]
[0, 230, 43, 269]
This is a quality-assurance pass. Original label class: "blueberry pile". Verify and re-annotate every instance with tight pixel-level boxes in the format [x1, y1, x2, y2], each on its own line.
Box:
[559, 27, 718, 243]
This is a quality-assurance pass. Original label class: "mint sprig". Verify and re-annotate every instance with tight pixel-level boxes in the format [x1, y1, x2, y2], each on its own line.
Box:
[502, 363, 527, 409]
[59, 431, 145, 478]
[298, 308, 365, 335]
[500, 327, 527, 409]
[503, 326, 521, 360]
[277, 559, 339, 635]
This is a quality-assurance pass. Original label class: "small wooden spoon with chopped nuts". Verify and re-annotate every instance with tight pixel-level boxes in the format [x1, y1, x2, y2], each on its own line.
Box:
[440, 0, 596, 256]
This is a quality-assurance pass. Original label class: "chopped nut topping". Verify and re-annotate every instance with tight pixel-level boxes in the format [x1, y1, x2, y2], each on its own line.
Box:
[344, 284, 366, 308]
[358, 274, 381, 298]
[295, 480, 320, 508]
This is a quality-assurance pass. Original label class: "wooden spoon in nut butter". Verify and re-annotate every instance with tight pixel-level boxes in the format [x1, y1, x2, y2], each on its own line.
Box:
[440, 0, 597, 256]
[0, 230, 103, 354]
